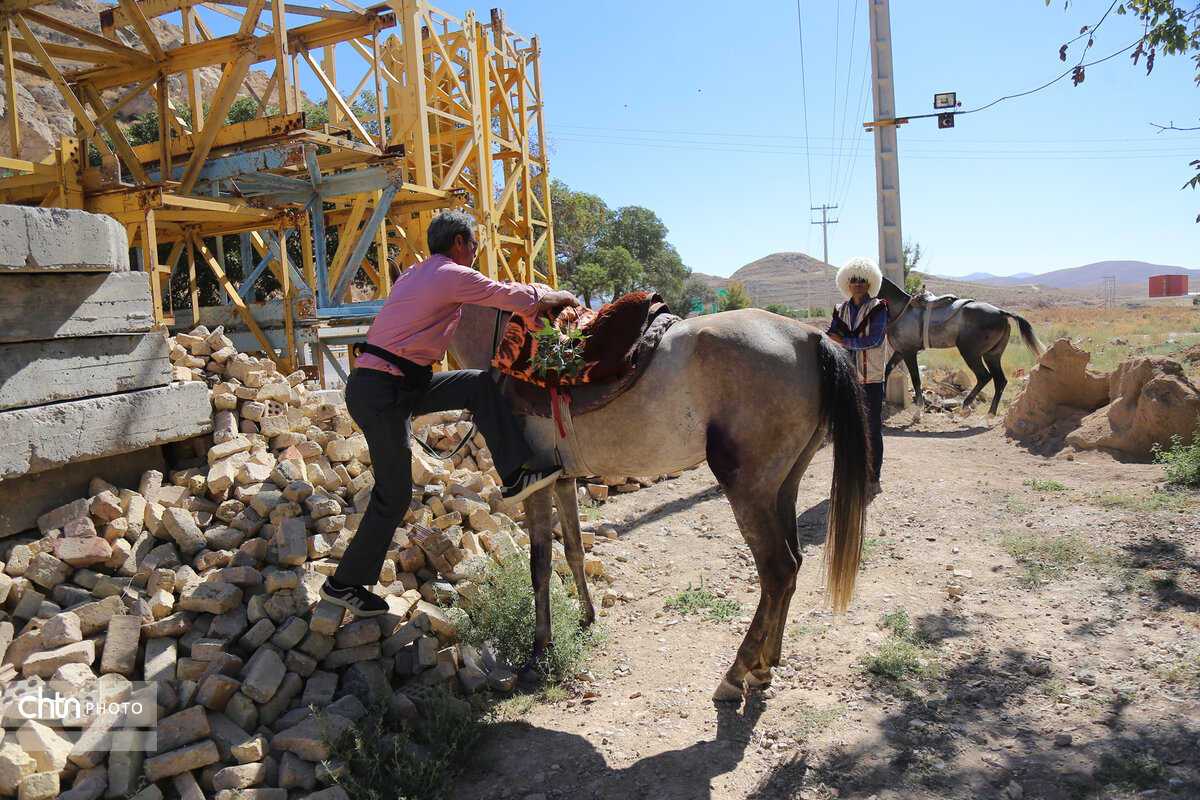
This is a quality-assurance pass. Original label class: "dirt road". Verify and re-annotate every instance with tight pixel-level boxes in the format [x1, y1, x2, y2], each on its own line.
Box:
[453, 411, 1200, 800]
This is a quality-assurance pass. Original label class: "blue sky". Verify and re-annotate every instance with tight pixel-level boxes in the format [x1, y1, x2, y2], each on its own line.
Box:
[486, 1, 1198, 279]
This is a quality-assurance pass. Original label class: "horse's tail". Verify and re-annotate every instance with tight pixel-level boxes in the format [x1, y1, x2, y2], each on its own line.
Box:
[816, 335, 869, 613]
[1003, 310, 1046, 360]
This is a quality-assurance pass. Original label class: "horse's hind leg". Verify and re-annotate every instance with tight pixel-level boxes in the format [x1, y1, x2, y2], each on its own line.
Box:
[552, 478, 595, 628]
[747, 433, 821, 687]
[904, 352, 923, 421]
[714, 486, 801, 702]
[958, 352, 993, 415]
[983, 345, 1008, 418]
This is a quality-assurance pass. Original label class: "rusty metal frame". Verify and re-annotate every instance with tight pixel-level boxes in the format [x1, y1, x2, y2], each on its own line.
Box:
[0, 0, 554, 381]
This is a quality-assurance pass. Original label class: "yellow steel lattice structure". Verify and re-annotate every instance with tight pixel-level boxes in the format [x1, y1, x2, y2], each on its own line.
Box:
[0, 0, 554, 382]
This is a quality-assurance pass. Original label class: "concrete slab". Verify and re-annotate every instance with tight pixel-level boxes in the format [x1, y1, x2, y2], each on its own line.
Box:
[0, 333, 172, 411]
[0, 206, 128, 272]
[0, 382, 212, 480]
[0, 272, 155, 343]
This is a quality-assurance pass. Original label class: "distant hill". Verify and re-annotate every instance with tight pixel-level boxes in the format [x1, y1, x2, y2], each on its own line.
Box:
[694, 253, 1086, 312]
[946, 271, 1035, 282]
[693, 253, 845, 312]
[955, 260, 1197, 289]
[695, 256, 1198, 309]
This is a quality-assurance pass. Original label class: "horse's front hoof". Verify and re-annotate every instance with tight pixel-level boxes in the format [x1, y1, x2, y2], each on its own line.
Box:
[518, 657, 549, 684]
[712, 678, 744, 702]
[745, 669, 773, 688]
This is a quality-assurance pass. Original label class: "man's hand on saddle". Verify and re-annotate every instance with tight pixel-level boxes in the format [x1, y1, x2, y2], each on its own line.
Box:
[537, 290, 581, 312]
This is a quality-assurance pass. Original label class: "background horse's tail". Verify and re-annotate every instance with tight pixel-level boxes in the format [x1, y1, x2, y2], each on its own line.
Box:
[817, 335, 870, 612]
[1003, 311, 1047, 360]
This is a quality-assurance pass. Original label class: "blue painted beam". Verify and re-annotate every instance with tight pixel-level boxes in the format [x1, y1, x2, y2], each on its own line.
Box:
[328, 184, 397, 306]
[147, 143, 308, 184]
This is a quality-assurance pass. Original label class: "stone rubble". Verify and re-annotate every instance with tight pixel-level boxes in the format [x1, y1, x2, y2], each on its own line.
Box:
[0, 326, 678, 799]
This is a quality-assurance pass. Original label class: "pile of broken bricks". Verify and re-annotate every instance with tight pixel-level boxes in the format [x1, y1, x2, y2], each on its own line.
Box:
[0, 326, 677, 800]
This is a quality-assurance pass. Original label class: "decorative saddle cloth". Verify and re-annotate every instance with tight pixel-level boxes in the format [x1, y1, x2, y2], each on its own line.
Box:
[492, 291, 680, 418]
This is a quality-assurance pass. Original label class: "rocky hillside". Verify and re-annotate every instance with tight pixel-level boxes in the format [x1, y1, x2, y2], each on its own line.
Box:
[0, 0, 286, 162]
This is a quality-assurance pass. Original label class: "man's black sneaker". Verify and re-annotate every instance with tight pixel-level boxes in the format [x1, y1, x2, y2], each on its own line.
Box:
[320, 579, 388, 617]
[501, 466, 563, 504]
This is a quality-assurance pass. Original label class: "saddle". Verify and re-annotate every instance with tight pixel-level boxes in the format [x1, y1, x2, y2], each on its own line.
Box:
[912, 286, 961, 311]
[492, 291, 680, 418]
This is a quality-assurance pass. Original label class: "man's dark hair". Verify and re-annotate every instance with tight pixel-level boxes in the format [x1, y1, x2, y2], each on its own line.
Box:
[427, 210, 477, 255]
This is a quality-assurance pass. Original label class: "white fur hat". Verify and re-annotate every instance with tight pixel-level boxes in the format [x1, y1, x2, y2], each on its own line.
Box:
[836, 256, 882, 298]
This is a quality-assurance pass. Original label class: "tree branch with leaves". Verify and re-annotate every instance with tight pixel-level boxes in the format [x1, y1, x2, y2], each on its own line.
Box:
[1051, 1, 1200, 219]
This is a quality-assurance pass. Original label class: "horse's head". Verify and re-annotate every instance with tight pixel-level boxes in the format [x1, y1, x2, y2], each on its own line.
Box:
[876, 275, 912, 321]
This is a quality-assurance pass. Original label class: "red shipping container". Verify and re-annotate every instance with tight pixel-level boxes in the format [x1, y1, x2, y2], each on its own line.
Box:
[1149, 274, 1188, 297]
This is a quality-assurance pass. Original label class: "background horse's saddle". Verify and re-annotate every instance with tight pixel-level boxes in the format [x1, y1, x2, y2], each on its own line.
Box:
[914, 295, 973, 350]
[493, 292, 680, 418]
[922, 297, 972, 328]
[913, 288, 962, 311]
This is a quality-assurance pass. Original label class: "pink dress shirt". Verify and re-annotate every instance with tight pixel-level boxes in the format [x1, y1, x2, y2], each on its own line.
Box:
[356, 254, 546, 377]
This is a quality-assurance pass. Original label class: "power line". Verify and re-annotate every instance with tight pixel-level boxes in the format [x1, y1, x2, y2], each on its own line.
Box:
[796, 0, 814, 214]
[830, 0, 863, 210]
[958, 38, 1141, 117]
[549, 132, 1195, 159]
[551, 123, 1200, 147]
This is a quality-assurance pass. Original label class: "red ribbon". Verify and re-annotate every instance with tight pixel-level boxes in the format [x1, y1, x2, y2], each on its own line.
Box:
[550, 387, 568, 439]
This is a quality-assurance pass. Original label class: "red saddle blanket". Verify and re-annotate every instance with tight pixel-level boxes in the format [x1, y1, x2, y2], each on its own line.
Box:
[492, 291, 679, 417]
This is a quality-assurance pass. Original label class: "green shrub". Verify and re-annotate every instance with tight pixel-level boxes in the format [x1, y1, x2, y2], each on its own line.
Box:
[1023, 478, 1070, 491]
[664, 578, 741, 622]
[1000, 531, 1111, 586]
[320, 692, 484, 800]
[455, 555, 603, 681]
[1151, 421, 1200, 487]
[857, 609, 936, 682]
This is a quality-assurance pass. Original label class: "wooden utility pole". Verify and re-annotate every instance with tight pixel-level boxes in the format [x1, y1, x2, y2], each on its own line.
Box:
[810, 203, 838, 266]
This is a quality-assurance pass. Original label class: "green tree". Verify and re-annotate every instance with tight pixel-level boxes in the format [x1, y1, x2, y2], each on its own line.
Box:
[719, 281, 752, 312]
[563, 262, 611, 308]
[545, 182, 705, 316]
[226, 96, 263, 124]
[1052, 0, 1200, 219]
[682, 276, 720, 315]
[902, 239, 925, 295]
[596, 205, 698, 313]
[596, 246, 643, 301]
[642, 244, 691, 315]
[550, 180, 609, 272]
[597, 206, 668, 264]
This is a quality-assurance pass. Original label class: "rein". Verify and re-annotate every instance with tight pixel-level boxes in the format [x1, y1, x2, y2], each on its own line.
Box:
[887, 293, 917, 330]
[412, 308, 505, 462]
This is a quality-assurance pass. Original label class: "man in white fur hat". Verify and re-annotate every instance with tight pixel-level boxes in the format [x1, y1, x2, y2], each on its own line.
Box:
[826, 256, 888, 491]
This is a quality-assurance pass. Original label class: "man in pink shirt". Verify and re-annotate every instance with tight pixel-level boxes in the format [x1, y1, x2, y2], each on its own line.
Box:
[322, 209, 579, 617]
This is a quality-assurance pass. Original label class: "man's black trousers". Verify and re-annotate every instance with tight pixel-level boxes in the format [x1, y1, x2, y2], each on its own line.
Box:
[334, 367, 532, 586]
[863, 380, 884, 482]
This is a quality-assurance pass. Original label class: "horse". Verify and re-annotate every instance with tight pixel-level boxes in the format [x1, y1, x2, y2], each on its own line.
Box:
[875, 276, 1046, 420]
[448, 305, 871, 702]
